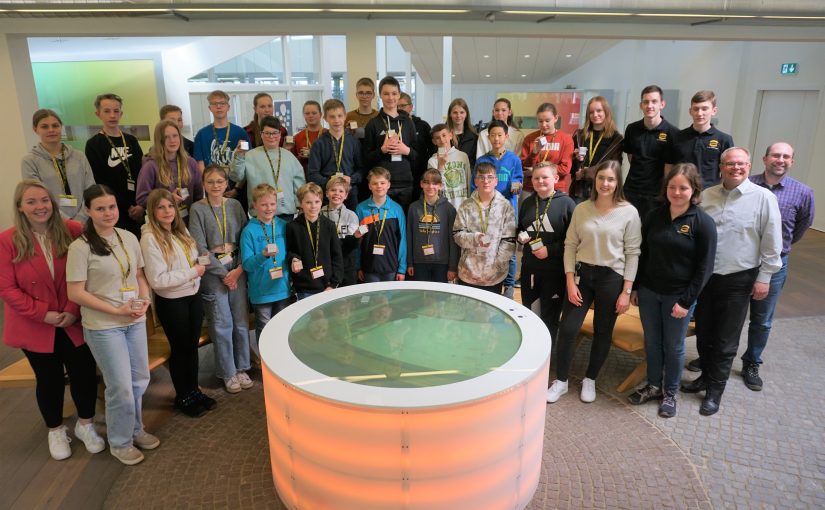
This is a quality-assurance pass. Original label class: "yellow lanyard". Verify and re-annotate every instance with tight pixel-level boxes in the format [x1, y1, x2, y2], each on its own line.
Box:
[384, 117, 402, 138]
[305, 218, 321, 267]
[305, 129, 322, 150]
[372, 207, 388, 244]
[108, 230, 132, 287]
[212, 124, 231, 157]
[176, 155, 184, 190]
[43, 144, 70, 195]
[172, 234, 195, 267]
[260, 220, 275, 244]
[533, 193, 554, 239]
[473, 198, 491, 235]
[540, 132, 557, 163]
[333, 131, 345, 173]
[210, 199, 228, 246]
[103, 131, 132, 180]
[263, 148, 282, 188]
[422, 200, 436, 244]
[587, 131, 604, 166]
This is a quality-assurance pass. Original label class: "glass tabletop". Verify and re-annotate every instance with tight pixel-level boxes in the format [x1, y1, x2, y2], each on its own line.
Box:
[288, 289, 522, 388]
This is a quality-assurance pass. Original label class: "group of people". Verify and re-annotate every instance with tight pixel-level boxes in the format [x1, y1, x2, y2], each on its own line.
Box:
[1, 77, 814, 467]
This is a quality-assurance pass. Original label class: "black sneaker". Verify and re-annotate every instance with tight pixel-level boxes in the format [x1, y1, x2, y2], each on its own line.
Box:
[175, 393, 207, 418]
[686, 358, 701, 372]
[195, 390, 218, 410]
[742, 363, 763, 391]
[658, 392, 677, 418]
[627, 384, 662, 405]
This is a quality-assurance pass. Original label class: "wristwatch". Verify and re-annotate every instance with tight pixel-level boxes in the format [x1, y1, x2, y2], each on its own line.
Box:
[624, 288, 632, 295]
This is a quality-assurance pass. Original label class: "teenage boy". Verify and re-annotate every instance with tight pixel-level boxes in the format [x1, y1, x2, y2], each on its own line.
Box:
[160, 104, 195, 155]
[85, 93, 144, 237]
[428, 123, 471, 210]
[622, 85, 680, 219]
[354, 166, 407, 282]
[193, 90, 250, 209]
[364, 76, 418, 210]
[345, 77, 379, 135]
[292, 100, 324, 177]
[453, 162, 516, 293]
[406, 169, 459, 283]
[286, 183, 344, 299]
[474, 119, 523, 298]
[240, 184, 292, 348]
[323, 176, 360, 286]
[308, 98, 364, 209]
[399, 92, 435, 200]
[668, 90, 734, 189]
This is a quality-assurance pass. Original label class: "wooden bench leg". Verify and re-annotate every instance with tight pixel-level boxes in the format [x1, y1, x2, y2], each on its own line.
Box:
[617, 359, 647, 393]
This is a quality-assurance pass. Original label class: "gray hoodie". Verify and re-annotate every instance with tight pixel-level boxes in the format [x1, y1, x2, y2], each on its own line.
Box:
[22, 144, 96, 223]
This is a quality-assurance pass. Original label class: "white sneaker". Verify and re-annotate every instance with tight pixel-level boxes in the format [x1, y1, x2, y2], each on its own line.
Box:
[546, 380, 568, 403]
[74, 422, 105, 454]
[110, 445, 144, 465]
[133, 430, 161, 450]
[224, 375, 242, 394]
[581, 377, 597, 403]
[48, 426, 72, 460]
[236, 371, 254, 390]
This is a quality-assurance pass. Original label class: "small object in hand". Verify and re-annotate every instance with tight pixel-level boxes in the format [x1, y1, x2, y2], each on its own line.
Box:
[238, 140, 249, 150]
[265, 243, 278, 256]
[285, 136, 294, 144]
[130, 299, 145, 311]
[518, 231, 530, 244]
[578, 146, 587, 157]
[438, 146, 447, 156]
[197, 254, 211, 266]
[358, 224, 369, 235]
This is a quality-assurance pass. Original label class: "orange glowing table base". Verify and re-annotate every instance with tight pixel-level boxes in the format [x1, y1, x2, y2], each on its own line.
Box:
[261, 282, 551, 510]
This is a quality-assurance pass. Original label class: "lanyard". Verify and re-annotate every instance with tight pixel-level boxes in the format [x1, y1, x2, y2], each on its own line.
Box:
[422, 200, 436, 244]
[333, 131, 345, 173]
[533, 193, 554, 239]
[540, 132, 557, 163]
[260, 220, 275, 244]
[176, 155, 184, 190]
[305, 129, 322, 150]
[43, 144, 71, 195]
[103, 132, 132, 180]
[264, 148, 282, 188]
[372, 207, 388, 243]
[108, 229, 132, 287]
[212, 124, 231, 157]
[473, 197, 491, 235]
[323, 205, 343, 234]
[587, 131, 604, 166]
[172, 234, 195, 267]
[383, 116, 402, 138]
[210, 199, 228, 246]
[305, 218, 321, 267]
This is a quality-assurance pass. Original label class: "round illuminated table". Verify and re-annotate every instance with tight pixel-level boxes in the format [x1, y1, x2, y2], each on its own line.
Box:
[260, 282, 551, 510]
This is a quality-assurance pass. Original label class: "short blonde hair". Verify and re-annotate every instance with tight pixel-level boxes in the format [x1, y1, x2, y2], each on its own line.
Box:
[297, 182, 323, 202]
[252, 183, 278, 203]
[325, 176, 351, 193]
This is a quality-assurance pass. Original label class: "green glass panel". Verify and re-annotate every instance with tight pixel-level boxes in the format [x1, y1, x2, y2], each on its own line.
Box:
[288, 290, 521, 388]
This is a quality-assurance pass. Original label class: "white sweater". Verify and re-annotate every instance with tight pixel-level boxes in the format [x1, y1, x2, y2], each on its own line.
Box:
[140, 227, 201, 299]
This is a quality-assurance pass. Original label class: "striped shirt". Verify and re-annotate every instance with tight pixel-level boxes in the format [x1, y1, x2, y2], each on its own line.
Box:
[750, 173, 815, 256]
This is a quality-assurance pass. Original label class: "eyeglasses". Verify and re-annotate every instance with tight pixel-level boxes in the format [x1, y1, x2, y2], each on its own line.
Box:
[475, 175, 496, 182]
[205, 179, 227, 186]
[721, 161, 749, 168]
[209, 101, 229, 108]
[398, 103, 411, 108]
[356, 91, 374, 97]
[261, 131, 280, 137]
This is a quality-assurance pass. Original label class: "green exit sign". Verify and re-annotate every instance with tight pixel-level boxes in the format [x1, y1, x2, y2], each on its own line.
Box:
[780, 63, 799, 75]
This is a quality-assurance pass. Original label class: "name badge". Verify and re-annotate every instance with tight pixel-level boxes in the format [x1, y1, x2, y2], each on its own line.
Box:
[387, 130, 397, 138]
[529, 238, 544, 251]
[269, 267, 283, 280]
[311, 266, 325, 279]
[197, 255, 211, 266]
[266, 243, 278, 256]
[127, 180, 136, 191]
[218, 253, 233, 265]
[373, 244, 385, 256]
[121, 287, 137, 302]
[285, 136, 294, 144]
[349, 121, 358, 130]
[391, 154, 402, 162]
[179, 188, 190, 200]
[58, 195, 78, 208]
[422, 244, 435, 256]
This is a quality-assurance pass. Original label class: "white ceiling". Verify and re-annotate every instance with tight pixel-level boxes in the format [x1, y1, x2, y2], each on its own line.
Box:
[397, 36, 619, 85]
[28, 36, 204, 61]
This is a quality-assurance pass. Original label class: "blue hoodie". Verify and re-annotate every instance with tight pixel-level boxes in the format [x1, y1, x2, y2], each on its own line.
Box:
[474, 149, 524, 211]
[240, 217, 291, 304]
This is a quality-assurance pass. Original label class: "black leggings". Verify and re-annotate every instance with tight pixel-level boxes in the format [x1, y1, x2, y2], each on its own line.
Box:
[154, 293, 204, 398]
[23, 328, 98, 428]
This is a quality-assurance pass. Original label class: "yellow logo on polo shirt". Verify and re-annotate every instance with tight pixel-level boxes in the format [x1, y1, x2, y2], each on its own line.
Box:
[708, 140, 719, 149]
[658, 132, 668, 141]
[679, 224, 691, 234]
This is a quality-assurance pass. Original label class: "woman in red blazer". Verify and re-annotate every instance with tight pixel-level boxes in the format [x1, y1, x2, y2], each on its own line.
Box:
[0, 180, 104, 461]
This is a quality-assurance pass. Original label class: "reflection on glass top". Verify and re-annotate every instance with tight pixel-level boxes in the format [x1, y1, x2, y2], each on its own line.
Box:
[288, 290, 521, 388]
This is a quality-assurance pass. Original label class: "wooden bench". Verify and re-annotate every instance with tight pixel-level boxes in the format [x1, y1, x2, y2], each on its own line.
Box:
[0, 306, 210, 389]
[577, 305, 695, 393]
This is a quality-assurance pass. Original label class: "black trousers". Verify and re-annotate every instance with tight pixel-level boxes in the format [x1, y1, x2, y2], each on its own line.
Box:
[520, 267, 566, 342]
[155, 293, 204, 399]
[458, 279, 503, 295]
[695, 268, 759, 386]
[555, 264, 624, 382]
[23, 328, 98, 428]
[624, 191, 660, 222]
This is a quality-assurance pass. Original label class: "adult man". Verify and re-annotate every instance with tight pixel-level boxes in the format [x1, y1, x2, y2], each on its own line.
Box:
[622, 85, 679, 219]
[399, 92, 434, 200]
[681, 147, 782, 416]
[688, 142, 815, 391]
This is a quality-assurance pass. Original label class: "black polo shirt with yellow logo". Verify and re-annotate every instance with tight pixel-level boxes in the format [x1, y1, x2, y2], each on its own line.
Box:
[622, 117, 679, 197]
[669, 125, 734, 188]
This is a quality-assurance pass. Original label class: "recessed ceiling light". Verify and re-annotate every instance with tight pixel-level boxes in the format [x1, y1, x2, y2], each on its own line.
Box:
[485, 74, 491, 78]
[483, 55, 490, 58]
[524, 54, 530, 58]
[565, 54, 573, 58]
[521, 74, 527, 78]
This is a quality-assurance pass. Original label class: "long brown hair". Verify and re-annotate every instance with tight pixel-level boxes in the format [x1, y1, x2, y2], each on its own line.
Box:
[583, 96, 618, 138]
[446, 98, 477, 136]
[251, 92, 273, 147]
[148, 120, 191, 188]
[81, 184, 117, 257]
[145, 188, 196, 266]
[589, 160, 627, 204]
[12, 180, 74, 263]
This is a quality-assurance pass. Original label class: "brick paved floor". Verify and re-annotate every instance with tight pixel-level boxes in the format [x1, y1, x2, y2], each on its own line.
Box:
[105, 316, 824, 509]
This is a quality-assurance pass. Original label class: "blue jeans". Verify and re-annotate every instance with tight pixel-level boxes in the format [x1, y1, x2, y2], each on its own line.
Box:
[638, 286, 695, 394]
[363, 272, 395, 283]
[253, 297, 292, 350]
[200, 272, 250, 379]
[83, 322, 149, 448]
[744, 254, 788, 365]
[412, 263, 449, 283]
